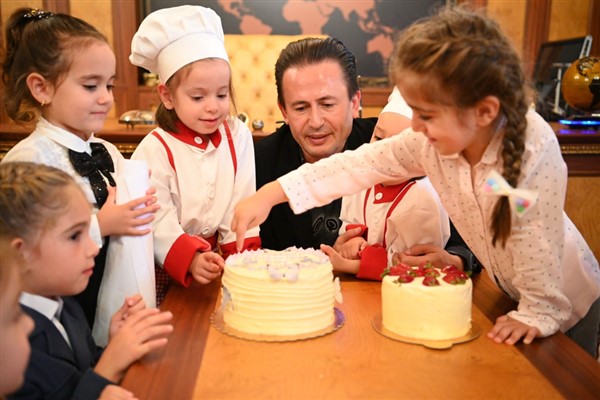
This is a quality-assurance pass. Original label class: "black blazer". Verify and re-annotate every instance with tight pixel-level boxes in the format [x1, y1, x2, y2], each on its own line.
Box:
[10, 297, 112, 400]
[255, 118, 377, 250]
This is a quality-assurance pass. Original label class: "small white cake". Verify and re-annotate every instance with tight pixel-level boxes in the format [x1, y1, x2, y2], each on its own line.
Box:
[381, 264, 472, 341]
[221, 248, 342, 336]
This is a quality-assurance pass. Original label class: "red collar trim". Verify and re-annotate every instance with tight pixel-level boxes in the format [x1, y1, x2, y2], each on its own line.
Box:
[372, 181, 414, 204]
[167, 122, 222, 150]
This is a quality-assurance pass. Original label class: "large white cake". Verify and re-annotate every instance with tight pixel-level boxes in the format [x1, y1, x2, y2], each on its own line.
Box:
[381, 264, 472, 341]
[221, 248, 342, 336]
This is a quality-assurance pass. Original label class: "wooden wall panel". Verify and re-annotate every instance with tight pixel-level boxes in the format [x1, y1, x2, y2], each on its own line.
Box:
[565, 177, 600, 258]
[486, 0, 527, 57]
[549, 0, 590, 41]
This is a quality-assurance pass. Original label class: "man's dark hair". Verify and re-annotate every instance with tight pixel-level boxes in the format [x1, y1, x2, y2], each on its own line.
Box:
[274, 37, 359, 108]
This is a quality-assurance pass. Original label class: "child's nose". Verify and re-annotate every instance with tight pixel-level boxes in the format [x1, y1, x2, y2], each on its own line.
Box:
[98, 88, 113, 105]
[411, 118, 424, 133]
[87, 235, 100, 258]
[204, 98, 219, 113]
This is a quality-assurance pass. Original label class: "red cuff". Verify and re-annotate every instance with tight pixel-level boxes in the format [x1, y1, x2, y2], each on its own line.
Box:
[346, 224, 368, 240]
[356, 244, 388, 281]
[220, 236, 261, 259]
[163, 234, 212, 287]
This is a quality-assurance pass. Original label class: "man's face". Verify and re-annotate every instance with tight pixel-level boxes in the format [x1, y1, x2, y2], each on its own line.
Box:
[278, 60, 360, 163]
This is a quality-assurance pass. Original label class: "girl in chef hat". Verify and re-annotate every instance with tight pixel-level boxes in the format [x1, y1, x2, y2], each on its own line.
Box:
[130, 5, 261, 301]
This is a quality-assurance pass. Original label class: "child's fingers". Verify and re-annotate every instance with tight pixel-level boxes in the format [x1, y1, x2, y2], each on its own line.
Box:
[122, 307, 163, 326]
[130, 213, 156, 227]
[192, 268, 221, 284]
[124, 226, 153, 236]
[133, 202, 160, 215]
[126, 294, 143, 307]
[137, 337, 169, 356]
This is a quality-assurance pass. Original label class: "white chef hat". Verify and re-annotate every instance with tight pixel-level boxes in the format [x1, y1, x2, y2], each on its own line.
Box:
[381, 86, 413, 119]
[129, 5, 230, 83]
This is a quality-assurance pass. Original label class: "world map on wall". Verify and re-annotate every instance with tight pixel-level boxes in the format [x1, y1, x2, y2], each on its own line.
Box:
[149, 0, 442, 78]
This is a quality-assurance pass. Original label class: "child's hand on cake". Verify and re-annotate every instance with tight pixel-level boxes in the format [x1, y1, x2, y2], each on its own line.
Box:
[321, 244, 361, 274]
[190, 251, 225, 284]
[392, 244, 464, 270]
[487, 314, 541, 345]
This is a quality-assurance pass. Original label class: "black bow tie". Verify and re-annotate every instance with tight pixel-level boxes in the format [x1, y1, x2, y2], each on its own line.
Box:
[69, 143, 116, 207]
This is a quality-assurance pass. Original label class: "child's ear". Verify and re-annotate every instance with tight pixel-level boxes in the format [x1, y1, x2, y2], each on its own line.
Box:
[157, 83, 174, 110]
[475, 95, 500, 127]
[10, 238, 33, 272]
[26, 72, 53, 105]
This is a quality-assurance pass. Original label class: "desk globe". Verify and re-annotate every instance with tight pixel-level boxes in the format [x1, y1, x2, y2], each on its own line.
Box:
[561, 56, 600, 113]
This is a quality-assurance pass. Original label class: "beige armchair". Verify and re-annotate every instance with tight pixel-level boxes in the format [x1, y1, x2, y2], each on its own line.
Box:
[224, 34, 325, 134]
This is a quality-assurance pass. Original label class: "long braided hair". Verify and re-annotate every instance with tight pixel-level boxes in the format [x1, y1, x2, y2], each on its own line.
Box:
[389, 6, 530, 248]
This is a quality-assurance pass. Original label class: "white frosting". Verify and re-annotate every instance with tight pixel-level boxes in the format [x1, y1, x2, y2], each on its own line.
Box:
[222, 248, 341, 336]
[381, 275, 472, 340]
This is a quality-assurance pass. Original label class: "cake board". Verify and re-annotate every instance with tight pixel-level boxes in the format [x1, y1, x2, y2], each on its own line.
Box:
[372, 314, 481, 349]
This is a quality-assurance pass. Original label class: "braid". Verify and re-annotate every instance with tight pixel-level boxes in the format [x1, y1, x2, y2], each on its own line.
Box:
[491, 51, 528, 247]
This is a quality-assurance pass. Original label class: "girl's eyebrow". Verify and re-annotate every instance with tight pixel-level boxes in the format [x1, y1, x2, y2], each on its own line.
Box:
[80, 74, 116, 80]
[61, 220, 88, 235]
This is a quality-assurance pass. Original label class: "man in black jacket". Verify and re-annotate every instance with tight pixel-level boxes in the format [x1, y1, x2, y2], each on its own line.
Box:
[255, 37, 373, 250]
[254, 37, 478, 273]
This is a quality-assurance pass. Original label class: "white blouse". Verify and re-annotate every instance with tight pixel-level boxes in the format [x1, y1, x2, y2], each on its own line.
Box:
[2, 118, 124, 247]
[279, 110, 600, 336]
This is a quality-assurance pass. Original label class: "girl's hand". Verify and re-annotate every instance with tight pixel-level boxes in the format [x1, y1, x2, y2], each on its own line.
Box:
[332, 227, 365, 259]
[99, 385, 138, 400]
[392, 244, 464, 270]
[190, 252, 225, 284]
[95, 308, 173, 383]
[144, 186, 158, 207]
[320, 244, 361, 274]
[108, 294, 146, 340]
[487, 315, 541, 345]
[232, 181, 288, 251]
[98, 186, 160, 237]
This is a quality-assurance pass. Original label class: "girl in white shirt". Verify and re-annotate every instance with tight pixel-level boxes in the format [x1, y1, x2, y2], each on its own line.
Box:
[1, 8, 159, 336]
[232, 7, 600, 357]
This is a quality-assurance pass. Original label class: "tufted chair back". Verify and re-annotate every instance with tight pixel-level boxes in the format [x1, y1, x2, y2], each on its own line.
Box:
[224, 34, 326, 134]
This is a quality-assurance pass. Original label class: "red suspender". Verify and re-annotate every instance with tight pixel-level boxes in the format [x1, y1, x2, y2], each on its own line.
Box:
[151, 131, 176, 172]
[362, 179, 417, 248]
[224, 121, 237, 176]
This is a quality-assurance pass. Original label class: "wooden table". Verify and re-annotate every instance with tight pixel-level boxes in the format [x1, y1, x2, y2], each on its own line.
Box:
[121, 273, 600, 399]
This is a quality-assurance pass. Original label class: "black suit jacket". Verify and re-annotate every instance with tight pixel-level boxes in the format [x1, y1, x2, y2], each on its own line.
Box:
[10, 297, 112, 400]
[255, 118, 377, 250]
